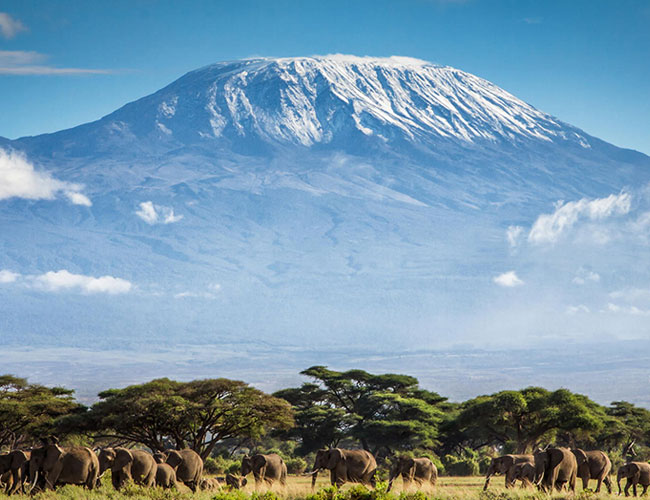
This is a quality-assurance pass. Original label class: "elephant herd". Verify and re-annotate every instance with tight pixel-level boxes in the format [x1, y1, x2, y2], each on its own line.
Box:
[484, 447, 650, 497]
[2, 440, 650, 497]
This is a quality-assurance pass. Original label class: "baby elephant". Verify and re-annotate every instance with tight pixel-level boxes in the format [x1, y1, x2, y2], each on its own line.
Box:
[226, 473, 247, 489]
[199, 477, 222, 491]
[618, 462, 650, 497]
[155, 463, 178, 489]
[513, 462, 536, 487]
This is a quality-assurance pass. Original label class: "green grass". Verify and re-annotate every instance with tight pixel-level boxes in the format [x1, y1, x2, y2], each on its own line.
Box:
[0, 476, 625, 500]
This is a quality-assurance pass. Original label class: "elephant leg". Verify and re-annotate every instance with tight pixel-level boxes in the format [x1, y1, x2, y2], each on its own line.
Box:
[329, 470, 336, 486]
[643, 484, 649, 496]
[604, 476, 613, 494]
[505, 469, 515, 488]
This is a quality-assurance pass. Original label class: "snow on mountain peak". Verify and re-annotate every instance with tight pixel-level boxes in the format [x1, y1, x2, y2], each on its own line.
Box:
[83, 54, 589, 153]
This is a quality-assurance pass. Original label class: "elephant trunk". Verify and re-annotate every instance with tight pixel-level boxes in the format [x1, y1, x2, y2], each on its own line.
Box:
[311, 470, 318, 489]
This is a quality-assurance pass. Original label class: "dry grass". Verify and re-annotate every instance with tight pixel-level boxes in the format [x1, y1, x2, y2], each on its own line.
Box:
[0, 475, 625, 500]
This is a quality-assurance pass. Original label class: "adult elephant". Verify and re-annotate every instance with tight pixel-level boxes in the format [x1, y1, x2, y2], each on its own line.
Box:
[29, 439, 99, 491]
[310, 448, 377, 489]
[241, 453, 287, 488]
[97, 447, 156, 489]
[533, 447, 577, 492]
[572, 449, 612, 493]
[617, 462, 650, 497]
[155, 463, 178, 489]
[0, 450, 30, 495]
[483, 454, 534, 490]
[387, 456, 437, 492]
[161, 449, 203, 492]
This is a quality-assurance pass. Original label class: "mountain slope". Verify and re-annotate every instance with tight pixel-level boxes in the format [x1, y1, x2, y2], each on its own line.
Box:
[1, 56, 650, 402]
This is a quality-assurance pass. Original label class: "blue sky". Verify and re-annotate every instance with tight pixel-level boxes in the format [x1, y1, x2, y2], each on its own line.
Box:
[0, 0, 649, 153]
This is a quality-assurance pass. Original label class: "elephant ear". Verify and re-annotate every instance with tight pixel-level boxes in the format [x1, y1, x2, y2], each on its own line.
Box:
[44, 444, 64, 470]
[12, 451, 28, 468]
[326, 448, 343, 470]
[254, 455, 267, 469]
[572, 449, 588, 466]
[166, 451, 182, 468]
[114, 449, 133, 471]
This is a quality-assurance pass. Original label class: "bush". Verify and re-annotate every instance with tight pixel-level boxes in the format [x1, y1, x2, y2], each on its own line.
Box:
[442, 453, 479, 476]
[286, 456, 307, 474]
[205, 455, 241, 474]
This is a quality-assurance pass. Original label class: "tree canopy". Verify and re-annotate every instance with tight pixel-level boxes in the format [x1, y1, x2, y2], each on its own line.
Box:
[73, 377, 294, 459]
[452, 387, 611, 453]
[275, 366, 447, 455]
[0, 375, 82, 449]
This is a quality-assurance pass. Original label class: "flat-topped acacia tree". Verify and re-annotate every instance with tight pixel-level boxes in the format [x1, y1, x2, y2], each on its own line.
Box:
[70, 378, 293, 459]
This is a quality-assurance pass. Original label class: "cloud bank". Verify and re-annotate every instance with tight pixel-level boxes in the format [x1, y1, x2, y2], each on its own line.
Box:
[136, 201, 183, 224]
[528, 192, 631, 244]
[0, 13, 26, 39]
[32, 270, 132, 294]
[1, 269, 132, 295]
[0, 148, 92, 206]
[0, 50, 112, 75]
[493, 271, 524, 287]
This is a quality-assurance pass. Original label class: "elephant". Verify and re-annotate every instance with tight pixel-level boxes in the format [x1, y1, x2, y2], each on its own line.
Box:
[162, 449, 203, 492]
[310, 448, 377, 489]
[512, 462, 536, 487]
[226, 473, 247, 489]
[0, 450, 30, 495]
[533, 447, 577, 492]
[98, 447, 157, 489]
[241, 453, 287, 488]
[199, 477, 222, 491]
[155, 463, 178, 489]
[29, 439, 99, 491]
[387, 456, 437, 492]
[483, 454, 534, 490]
[617, 462, 650, 497]
[572, 449, 612, 493]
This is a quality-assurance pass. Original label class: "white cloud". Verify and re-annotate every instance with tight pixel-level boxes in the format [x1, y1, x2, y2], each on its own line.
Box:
[0, 269, 20, 283]
[506, 225, 524, 248]
[0, 13, 26, 39]
[32, 270, 132, 295]
[136, 201, 183, 224]
[64, 191, 92, 207]
[0, 49, 112, 75]
[566, 304, 590, 315]
[174, 283, 221, 299]
[528, 192, 631, 244]
[605, 302, 650, 316]
[0, 148, 92, 205]
[609, 288, 650, 302]
[572, 268, 600, 285]
[493, 271, 524, 287]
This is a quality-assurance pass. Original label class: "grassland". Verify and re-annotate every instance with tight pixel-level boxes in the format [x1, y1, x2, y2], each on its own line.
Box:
[0, 475, 624, 500]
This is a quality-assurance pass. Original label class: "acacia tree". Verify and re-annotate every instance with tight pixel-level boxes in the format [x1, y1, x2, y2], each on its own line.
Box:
[453, 387, 608, 453]
[77, 378, 294, 459]
[0, 375, 82, 449]
[275, 366, 447, 455]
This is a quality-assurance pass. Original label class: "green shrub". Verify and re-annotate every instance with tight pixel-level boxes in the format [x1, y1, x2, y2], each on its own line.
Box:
[285, 456, 307, 474]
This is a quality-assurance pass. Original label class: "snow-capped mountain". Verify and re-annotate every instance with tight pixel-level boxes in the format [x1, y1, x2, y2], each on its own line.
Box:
[21, 55, 591, 154]
[2, 56, 650, 402]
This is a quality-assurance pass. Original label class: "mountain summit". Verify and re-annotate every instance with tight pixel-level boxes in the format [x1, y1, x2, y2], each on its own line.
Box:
[21, 55, 595, 157]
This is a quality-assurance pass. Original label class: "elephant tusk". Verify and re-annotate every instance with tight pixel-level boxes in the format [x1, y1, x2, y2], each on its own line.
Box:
[28, 470, 39, 493]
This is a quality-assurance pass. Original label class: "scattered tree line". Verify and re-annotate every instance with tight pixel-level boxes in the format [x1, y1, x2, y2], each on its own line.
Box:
[1, 367, 649, 476]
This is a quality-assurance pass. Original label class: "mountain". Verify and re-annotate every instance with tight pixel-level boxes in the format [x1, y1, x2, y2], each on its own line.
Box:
[1, 56, 650, 402]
